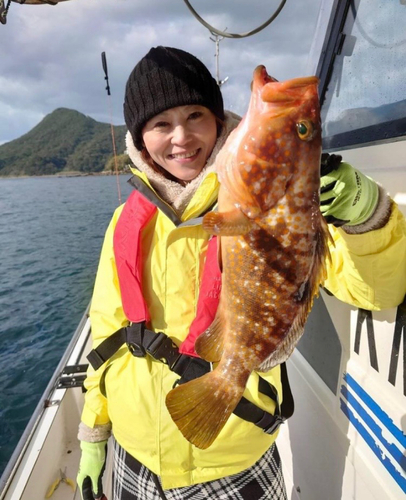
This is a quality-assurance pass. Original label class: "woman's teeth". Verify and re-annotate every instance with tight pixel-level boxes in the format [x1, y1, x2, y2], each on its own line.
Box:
[171, 149, 198, 159]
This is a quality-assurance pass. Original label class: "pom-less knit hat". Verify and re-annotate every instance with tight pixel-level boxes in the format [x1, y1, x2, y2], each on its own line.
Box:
[123, 46, 225, 150]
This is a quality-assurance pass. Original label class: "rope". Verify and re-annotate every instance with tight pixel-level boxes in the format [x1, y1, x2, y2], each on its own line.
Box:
[182, 0, 287, 39]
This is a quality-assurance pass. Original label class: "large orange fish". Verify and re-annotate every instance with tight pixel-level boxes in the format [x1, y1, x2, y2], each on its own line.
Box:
[166, 65, 330, 449]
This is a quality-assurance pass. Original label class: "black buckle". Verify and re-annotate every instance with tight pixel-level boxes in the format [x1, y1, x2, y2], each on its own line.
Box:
[126, 323, 147, 357]
[128, 341, 147, 357]
[263, 414, 285, 435]
[146, 332, 180, 367]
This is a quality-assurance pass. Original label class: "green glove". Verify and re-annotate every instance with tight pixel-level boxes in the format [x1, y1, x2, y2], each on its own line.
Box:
[77, 440, 107, 500]
[320, 153, 379, 226]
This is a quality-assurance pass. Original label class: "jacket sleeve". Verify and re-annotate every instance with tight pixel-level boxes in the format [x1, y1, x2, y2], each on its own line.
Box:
[81, 205, 128, 428]
[324, 202, 406, 311]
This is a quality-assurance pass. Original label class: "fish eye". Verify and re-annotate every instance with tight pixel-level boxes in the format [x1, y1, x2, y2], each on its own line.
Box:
[296, 120, 314, 141]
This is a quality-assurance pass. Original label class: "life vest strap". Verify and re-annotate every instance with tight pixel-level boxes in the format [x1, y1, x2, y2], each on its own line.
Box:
[87, 322, 293, 435]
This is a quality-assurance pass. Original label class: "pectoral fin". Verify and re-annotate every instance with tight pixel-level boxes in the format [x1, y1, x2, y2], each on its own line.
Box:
[195, 312, 224, 362]
[203, 208, 252, 236]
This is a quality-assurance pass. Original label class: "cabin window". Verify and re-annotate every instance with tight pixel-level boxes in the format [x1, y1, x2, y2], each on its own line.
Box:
[318, 0, 406, 150]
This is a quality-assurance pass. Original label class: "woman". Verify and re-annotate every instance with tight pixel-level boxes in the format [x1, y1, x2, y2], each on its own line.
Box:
[77, 46, 406, 500]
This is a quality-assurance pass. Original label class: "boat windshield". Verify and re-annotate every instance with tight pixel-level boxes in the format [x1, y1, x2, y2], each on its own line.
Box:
[320, 0, 406, 148]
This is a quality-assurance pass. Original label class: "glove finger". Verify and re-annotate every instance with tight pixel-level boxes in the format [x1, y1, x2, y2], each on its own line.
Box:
[323, 214, 350, 226]
[320, 180, 337, 194]
[320, 153, 343, 176]
[82, 476, 95, 500]
[319, 190, 336, 204]
[96, 474, 104, 499]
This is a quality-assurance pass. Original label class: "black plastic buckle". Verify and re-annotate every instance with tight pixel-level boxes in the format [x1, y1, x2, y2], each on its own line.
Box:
[263, 414, 285, 435]
[126, 324, 147, 358]
[128, 341, 147, 357]
[146, 332, 180, 366]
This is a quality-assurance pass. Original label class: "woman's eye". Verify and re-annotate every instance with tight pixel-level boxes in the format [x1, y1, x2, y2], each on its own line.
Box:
[188, 111, 202, 120]
[154, 121, 169, 128]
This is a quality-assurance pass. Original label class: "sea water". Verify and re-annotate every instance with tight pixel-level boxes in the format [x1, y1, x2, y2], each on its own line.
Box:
[0, 175, 133, 476]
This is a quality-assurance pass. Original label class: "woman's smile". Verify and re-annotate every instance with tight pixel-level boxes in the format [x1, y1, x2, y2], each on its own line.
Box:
[169, 149, 200, 161]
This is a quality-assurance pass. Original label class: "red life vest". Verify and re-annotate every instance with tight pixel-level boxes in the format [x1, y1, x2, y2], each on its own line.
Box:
[113, 189, 221, 357]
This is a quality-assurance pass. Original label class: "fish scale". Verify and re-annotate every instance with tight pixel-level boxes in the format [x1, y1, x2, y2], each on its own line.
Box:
[166, 65, 331, 450]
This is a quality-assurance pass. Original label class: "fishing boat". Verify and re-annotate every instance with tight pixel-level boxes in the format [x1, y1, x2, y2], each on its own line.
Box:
[1, 0, 405, 498]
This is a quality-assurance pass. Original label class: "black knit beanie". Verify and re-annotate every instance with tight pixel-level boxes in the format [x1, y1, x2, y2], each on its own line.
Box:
[124, 46, 225, 150]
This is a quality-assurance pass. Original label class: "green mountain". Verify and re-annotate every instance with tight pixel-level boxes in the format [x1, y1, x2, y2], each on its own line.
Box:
[0, 108, 128, 177]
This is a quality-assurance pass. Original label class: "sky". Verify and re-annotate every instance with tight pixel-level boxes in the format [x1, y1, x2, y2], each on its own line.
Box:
[0, 0, 324, 146]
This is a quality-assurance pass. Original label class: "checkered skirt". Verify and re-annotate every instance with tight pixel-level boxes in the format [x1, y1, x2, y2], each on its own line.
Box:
[112, 439, 287, 500]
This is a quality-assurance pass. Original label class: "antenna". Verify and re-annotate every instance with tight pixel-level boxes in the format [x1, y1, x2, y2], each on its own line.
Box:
[209, 31, 229, 87]
[101, 51, 122, 205]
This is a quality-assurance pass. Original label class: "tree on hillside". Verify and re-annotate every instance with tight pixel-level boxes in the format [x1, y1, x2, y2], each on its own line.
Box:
[104, 154, 131, 173]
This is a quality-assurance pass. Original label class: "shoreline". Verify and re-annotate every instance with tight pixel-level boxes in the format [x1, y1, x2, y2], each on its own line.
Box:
[0, 170, 131, 180]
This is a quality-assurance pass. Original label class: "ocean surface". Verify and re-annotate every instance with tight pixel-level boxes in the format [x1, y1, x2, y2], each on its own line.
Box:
[0, 174, 133, 477]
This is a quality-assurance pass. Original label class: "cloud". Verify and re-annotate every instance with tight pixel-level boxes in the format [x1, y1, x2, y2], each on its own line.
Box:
[0, 0, 323, 144]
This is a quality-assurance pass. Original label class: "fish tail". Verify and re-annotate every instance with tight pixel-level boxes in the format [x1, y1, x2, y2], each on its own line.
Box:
[166, 370, 245, 449]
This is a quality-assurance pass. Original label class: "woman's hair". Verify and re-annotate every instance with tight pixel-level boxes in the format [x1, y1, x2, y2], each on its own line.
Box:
[124, 46, 225, 151]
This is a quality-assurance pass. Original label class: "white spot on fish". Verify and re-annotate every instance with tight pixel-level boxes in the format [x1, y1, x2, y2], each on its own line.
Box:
[253, 182, 261, 193]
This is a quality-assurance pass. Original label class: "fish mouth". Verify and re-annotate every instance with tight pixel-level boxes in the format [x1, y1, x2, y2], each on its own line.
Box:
[252, 65, 278, 89]
[252, 66, 319, 104]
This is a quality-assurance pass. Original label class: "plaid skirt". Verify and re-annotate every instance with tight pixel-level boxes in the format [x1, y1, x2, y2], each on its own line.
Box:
[112, 439, 287, 500]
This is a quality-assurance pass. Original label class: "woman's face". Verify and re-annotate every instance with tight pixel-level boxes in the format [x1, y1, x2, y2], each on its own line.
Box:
[141, 105, 218, 182]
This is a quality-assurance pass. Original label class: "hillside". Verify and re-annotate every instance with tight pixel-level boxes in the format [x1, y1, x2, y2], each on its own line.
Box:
[0, 108, 128, 177]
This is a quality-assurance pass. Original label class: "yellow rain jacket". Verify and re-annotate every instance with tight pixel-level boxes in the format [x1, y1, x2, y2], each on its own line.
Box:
[82, 168, 406, 489]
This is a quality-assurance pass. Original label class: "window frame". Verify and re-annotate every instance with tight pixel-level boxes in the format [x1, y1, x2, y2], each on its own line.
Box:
[316, 0, 406, 151]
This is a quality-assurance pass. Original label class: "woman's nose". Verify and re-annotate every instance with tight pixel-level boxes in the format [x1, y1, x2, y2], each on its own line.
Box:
[171, 125, 190, 145]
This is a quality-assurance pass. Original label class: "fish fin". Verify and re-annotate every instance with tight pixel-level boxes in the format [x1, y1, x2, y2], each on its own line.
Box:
[313, 215, 332, 286]
[195, 313, 224, 362]
[203, 208, 252, 236]
[298, 215, 330, 309]
[217, 236, 223, 272]
[258, 321, 305, 371]
[166, 370, 245, 449]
